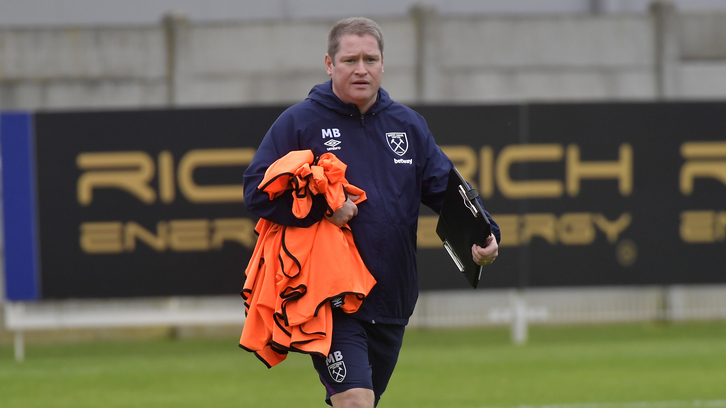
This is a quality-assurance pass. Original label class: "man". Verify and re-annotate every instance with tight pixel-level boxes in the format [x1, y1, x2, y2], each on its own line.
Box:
[243, 17, 500, 408]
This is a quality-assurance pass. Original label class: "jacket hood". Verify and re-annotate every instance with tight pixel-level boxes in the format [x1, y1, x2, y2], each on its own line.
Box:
[306, 80, 394, 117]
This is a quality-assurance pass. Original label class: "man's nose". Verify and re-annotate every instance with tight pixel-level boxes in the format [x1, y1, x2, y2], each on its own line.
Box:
[353, 60, 367, 74]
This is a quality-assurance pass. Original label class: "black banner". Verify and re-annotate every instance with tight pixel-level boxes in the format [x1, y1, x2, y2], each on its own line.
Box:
[415, 102, 726, 290]
[30, 102, 726, 298]
[35, 107, 284, 298]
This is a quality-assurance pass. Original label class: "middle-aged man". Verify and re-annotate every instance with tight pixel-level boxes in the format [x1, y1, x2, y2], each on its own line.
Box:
[242, 17, 500, 408]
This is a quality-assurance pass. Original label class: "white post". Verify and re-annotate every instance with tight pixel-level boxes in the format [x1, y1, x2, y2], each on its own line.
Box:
[666, 285, 686, 321]
[14, 331, 25, 362]
[510, 290, 528, 345]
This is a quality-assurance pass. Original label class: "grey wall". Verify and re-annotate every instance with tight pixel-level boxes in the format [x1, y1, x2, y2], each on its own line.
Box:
[4, 0, 726, 27]
[1, 2, 725, 111]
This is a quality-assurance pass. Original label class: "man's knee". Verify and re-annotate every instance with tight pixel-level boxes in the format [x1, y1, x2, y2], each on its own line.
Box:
[330, 388, 375, 408]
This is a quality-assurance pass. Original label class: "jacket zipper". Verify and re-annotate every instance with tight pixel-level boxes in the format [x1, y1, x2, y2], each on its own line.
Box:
[360, 111, 375, 126]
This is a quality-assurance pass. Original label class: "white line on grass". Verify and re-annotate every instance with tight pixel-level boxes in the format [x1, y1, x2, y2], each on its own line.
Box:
[473, 400, 726, 408]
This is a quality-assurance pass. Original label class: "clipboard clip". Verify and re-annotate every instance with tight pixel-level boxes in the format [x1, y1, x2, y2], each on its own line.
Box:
[443, 240, 465, 272]
[458, 185, 479, 217]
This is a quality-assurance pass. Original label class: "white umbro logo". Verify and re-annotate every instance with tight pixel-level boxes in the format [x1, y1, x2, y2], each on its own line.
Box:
[324, 138, 341, 151]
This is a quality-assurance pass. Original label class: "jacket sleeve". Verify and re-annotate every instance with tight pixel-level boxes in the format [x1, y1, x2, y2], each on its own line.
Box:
[482, 208, 501, 244]
[418, 119, 501, 244]
[243, 111, 327, 227]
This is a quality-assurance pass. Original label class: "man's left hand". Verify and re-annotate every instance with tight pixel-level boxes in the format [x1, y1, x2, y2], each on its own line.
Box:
[472, 234, 498, 266]
[325, 194, 360, 228]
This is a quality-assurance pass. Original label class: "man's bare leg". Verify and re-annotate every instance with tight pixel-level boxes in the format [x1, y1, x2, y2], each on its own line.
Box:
[330, 388, 375, 408]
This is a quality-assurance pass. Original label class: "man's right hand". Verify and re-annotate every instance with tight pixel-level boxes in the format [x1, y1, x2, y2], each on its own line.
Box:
[325, 194, 359, 228]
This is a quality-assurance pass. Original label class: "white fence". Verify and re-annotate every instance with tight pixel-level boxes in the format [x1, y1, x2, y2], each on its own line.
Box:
[2, 296, 246, 361]
[5, 284, 726, 361]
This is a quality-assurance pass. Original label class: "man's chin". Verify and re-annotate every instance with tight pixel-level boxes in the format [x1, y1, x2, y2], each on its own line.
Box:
[347, 91, 374, 102]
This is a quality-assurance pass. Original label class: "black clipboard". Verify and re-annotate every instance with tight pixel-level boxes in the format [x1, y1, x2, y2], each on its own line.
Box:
[435, 167, 492, 288]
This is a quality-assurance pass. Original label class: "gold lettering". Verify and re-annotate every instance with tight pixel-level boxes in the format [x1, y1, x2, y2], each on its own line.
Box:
[417, 215, 441, 249]
[169, 220, 210, 251]
[177, 148, 255, 203]
[211, 218, 257, 249]
[680, 210, 726, 243]
[124, 222, 168, 251]
[717, 212, 726, 241]
[80, 222, 123, 253]
[479, 146, 494, 199]
[81, 218, 258, 253]
[493, 214, 519, 247]
[520, 213, 557, 244]
[681, 142, 726, 158]
[592, 213, 632, 243]
[77, 152, 155, 205]
[680, 211, 715, 243]
[417, 212, 633, 249]
[679, 142, 726, 195]
[566, 144, 632, 196]
[441, 146, 478, 191]
[496, 144, 564, 199]
[557, 213, 595, 245]
[158, 151, 175, 204]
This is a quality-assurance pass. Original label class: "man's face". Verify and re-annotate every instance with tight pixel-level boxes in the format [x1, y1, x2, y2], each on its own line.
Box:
[325, 33, 384, 114]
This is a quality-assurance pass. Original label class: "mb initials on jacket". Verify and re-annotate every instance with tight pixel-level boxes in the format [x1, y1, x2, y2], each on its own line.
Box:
[321, 128, 340, 138]
[394, 158, 413, 164]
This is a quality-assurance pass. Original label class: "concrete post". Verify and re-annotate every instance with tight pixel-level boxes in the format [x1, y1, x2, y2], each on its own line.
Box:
[162, 12, 191, 106]
[651, 0, 681, 99]
[510, 290, 528, 345]
[15, 331, 25, 362]
[665, 285, 686, 321]
[410, 4, 439, 103]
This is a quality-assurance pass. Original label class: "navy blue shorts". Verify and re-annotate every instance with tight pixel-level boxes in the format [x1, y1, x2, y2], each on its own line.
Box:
[311, 309, 406, 407]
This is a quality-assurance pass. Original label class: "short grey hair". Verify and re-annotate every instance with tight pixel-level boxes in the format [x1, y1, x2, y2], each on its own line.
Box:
[327, 17, 384, 61]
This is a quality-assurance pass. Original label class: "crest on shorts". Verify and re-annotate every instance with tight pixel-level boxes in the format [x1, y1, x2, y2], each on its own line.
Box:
[386, 132, 408, 156]
[328, 361, 347, 383]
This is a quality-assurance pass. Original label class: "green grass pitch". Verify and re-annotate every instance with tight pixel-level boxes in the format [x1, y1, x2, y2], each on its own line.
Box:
[1, 321, 726, 408]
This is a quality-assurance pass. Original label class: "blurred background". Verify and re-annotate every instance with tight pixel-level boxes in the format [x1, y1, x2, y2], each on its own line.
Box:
[1, 0, 726, 356]
[1, 0, 726, 109]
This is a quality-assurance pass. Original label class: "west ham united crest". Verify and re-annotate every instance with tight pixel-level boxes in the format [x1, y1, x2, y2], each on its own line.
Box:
[328, 360, 347, 383]
[386, 132, 408, 156]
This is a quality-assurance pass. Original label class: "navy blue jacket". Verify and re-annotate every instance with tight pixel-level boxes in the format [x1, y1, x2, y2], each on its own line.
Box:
[243, 81, 500, 325]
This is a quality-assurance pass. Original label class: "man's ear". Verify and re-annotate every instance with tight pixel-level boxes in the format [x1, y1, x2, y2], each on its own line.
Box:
[324, 54, 334, 76]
